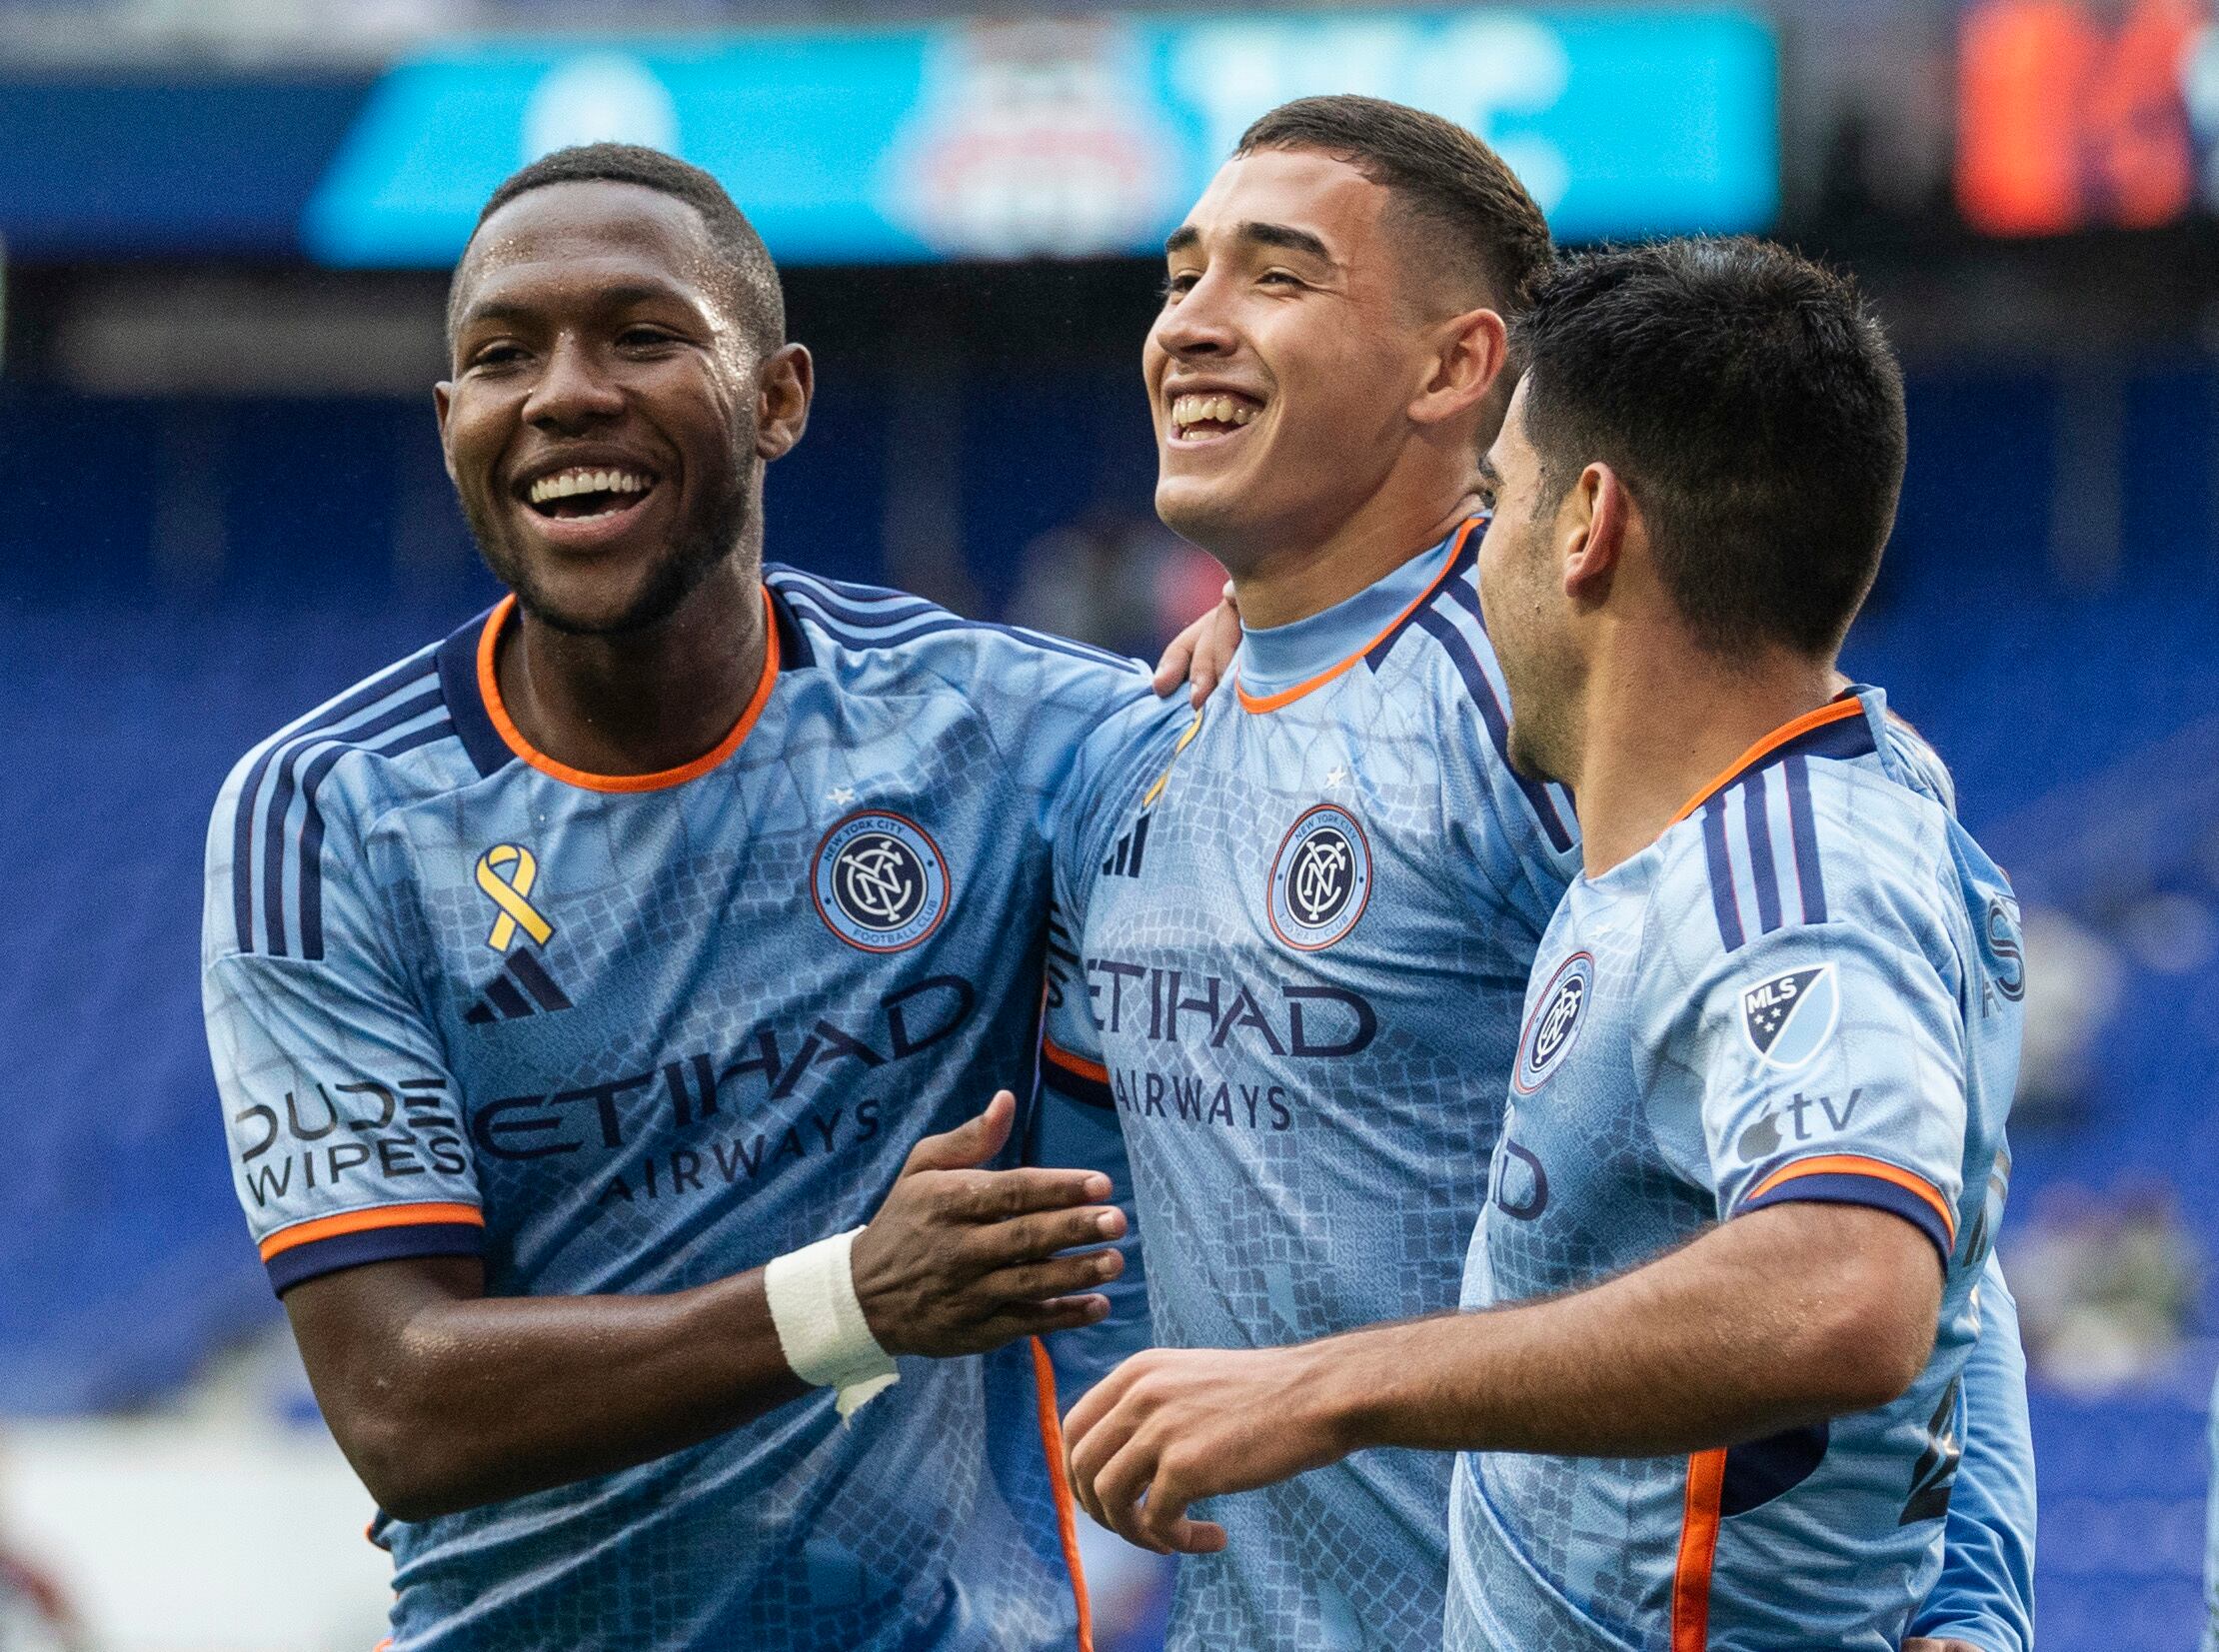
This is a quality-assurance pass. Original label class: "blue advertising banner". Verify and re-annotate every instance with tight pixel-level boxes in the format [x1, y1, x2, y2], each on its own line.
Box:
[307, 9, 1778, 266]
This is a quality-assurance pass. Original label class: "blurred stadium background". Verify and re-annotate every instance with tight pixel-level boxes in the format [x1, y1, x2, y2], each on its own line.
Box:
[0, 0, 2213, 1647]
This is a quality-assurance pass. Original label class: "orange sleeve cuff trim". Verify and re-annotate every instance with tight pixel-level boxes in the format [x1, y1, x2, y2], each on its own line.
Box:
[1042, 1040, 1110, 1085]
[1743, 1154, 1957, 1245]
[259, 1201, 486, 1262]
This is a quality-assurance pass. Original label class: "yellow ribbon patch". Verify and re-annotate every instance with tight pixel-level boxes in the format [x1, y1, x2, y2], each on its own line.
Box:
[476, 843, 554, 951]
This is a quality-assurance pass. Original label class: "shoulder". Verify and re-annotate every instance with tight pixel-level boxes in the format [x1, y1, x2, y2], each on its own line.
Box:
[1359, 524, 1498, 704]
[1651, 747, 1962, 984]
[208, 614, 496, 963]
[1878, 708, 1959, 818]
[766, 564, 1149, 702]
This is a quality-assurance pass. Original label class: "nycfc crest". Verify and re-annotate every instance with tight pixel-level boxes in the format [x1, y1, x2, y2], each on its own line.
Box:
[812, 811, 952, 953]
[1267, 804, 1372, 951]
[1514, 951, 1593, 1094]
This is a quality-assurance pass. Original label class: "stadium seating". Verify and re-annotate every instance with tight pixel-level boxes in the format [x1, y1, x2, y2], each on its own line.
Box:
[1, 365, 2212, 1645]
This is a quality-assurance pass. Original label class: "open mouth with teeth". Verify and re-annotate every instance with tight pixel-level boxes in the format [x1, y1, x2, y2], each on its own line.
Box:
[523, 466, 660, 521]
[1169, 392, 1262, 443]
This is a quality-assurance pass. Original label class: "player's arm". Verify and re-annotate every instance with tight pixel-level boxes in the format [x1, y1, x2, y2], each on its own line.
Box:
[205, 763, 1121, 1522]
[1908, 1250, 2036, 1652]
[1068, 914, 1972, 1553]
[1065, 1198, 1936, 1551]
[287, 1091, 1124, 1519]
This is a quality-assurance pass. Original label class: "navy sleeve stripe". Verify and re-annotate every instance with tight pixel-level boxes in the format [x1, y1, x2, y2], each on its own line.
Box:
[1410, 606, 1575, 852]
[1784, 754, 1828, 924]
[1737, 1173, 1953, 1266]
[230, 658, 441, 957]
[264, 1221, 484, 1295]
[1679, 704, 1873, 940]
[779, 591, 1140, 674]
[780, 568, 1128, 677]
[1739, 772, 1784, 934]
[764, 583, 816, 671]
[768, 564, 933, 610]
[289, 699, 449, 962]
[1701, 796, 1748, 952]
[1363, 521, 1481, 671]
[771, 573, 945, 632]
[229, 653, 438, 953]
[1442, 570, 1486, 631]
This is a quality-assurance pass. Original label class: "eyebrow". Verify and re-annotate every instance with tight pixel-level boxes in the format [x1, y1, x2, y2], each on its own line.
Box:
[457, 281, 695, 331]
[1163, 220, 1337, 266]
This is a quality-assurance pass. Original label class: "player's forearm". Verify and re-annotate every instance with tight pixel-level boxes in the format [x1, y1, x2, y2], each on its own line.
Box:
[1329, 1203, 1940, 1459]
[319, 1262, 804, 1519]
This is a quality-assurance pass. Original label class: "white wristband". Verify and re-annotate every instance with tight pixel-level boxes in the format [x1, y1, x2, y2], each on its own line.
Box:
[764, 1227, 899, 1419]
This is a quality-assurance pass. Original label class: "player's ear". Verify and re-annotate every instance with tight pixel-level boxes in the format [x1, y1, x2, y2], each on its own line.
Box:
[755, 343, 814, 462]
[1410, 306, 1508, 431]
[1561, 462, 1625, 607]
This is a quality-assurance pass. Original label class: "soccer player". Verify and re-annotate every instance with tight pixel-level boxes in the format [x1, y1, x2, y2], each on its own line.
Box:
[1047, 101, 2032, 1651]
[202, 144, 1184, 1650]
[1064, 237, 2027, 1652]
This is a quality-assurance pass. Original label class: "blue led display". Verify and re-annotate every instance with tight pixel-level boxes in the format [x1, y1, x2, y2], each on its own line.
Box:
[306, 9, 1778, 266]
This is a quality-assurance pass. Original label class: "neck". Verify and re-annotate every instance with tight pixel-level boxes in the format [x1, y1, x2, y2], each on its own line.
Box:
[1225, 478, 1482, 631]
[498, 559, 767, 778]
[1564, 628, 1838, 878]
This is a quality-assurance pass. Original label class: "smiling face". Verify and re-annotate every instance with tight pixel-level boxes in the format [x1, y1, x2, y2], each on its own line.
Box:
[1146, 148, 1461, 570]
[437, 180, 806, 637]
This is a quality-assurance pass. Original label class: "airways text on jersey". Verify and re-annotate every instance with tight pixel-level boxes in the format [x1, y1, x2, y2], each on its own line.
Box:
[1045, 523, 1579, 1652]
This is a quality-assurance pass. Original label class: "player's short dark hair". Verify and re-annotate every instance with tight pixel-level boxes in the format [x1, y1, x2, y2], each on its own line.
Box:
[455, 142, 786, 350]
[1236, 95, 1553, 316]
[1510, 237, 1907, 659]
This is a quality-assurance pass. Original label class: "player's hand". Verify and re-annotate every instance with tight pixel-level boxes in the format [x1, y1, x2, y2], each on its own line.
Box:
[1902, 1640, 1985, 1652]
[851, 1090, 1125, 1359]
[1152, 582, 1240, 708]
[1064, 1344, 1353, 1555]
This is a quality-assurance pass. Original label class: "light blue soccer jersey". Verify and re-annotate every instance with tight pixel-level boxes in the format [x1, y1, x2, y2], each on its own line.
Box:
[1450, 689, 2025, 1652]
[2206, 1389, 2219, 1652]
[1046, 521, 1584, 1650]
[201, 569, 1162, 1652]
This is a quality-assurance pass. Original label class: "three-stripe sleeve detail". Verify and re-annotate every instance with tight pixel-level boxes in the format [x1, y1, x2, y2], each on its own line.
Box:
[228, 655, 457, 961]
[769, 567, 1138, 672]
[1699, 763, 1835, 954]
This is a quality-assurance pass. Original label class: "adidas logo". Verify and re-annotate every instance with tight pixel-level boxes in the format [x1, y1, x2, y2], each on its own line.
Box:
[1102, 816, 1151, 880]
[465, 950, 575, 1024]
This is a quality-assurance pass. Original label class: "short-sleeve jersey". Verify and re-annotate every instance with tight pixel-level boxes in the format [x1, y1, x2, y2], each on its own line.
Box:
[1045, 521, 1582, 1650]
[1449, 689, 2025, 1652]
[201, 568, 1158, 1652]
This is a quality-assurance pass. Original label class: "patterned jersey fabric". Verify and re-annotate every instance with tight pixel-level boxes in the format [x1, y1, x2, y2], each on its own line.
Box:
[202, 569, 1162, 1651]
[1046, 522, 1580, 1650]
[1449, 690, 2024, 1652]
